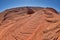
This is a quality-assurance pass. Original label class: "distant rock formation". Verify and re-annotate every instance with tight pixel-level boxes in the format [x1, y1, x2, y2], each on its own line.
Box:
[0, 7, 60, 40]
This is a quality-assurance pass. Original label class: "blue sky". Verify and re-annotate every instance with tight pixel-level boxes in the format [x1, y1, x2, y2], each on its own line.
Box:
[0, 0, 60, 12]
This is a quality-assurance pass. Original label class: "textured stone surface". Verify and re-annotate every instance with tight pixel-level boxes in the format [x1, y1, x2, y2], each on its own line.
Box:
[0, 7, 60, 40]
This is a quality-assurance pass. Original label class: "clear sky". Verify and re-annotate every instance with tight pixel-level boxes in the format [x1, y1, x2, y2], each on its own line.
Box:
[0, 0, 60, 12]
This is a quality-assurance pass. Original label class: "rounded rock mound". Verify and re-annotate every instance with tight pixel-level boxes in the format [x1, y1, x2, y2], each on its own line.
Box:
[0, 7, 60, 40]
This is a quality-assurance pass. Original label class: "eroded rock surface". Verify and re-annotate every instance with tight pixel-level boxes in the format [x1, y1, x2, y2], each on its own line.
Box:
[0, 7, 60, 40]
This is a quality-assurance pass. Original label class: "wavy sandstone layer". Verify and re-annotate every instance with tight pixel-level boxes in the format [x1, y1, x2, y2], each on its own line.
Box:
[0, 7, 60, 40]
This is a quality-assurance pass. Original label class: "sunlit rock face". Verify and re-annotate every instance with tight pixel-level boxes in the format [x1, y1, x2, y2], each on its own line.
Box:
[0, 7, 60, 40]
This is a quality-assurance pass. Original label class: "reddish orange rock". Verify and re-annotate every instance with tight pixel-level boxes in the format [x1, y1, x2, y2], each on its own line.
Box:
[0, 7, 60, 40]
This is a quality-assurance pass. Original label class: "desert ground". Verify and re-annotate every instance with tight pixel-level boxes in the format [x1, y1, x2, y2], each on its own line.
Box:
[0, 7, 60, 40]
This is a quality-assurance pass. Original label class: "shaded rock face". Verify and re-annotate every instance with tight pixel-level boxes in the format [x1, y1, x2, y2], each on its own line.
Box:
[0, 7, 60, 40]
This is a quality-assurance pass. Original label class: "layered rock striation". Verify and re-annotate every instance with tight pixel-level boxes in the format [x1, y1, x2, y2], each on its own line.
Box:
[0, 7, 60, 40]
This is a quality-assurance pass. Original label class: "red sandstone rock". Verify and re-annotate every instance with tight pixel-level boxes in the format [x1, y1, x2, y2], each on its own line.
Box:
[0, 7, 60, 40]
